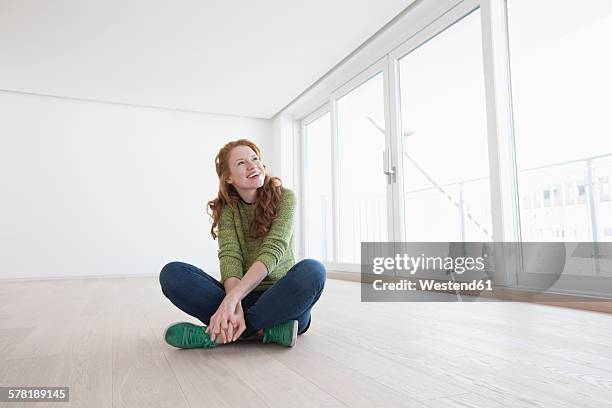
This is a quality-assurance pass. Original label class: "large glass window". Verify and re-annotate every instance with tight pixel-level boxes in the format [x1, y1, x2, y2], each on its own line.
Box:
[398, 9, 492, 242]
[303, 112, 333, 262]
[336, 72, 388, 263]
[508, 0, 612, 293]
[507, 0, 612, 243]
[297, 0, 612, 298]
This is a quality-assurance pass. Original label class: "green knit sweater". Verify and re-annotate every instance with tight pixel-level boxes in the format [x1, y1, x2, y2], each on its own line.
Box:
[217, 187, 296, 291]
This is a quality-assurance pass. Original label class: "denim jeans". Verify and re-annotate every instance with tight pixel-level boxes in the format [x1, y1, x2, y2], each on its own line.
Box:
[159, 258, 326, 336]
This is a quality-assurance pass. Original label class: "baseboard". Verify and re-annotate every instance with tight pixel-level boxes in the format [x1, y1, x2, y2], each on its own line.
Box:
[0, 273, 160, 282]
[328, 270, 361, 282]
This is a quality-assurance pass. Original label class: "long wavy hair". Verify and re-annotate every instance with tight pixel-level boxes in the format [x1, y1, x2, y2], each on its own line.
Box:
[207, 139, 283, 240]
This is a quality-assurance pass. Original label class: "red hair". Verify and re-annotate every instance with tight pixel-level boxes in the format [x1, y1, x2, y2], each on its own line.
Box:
[207, 139, 283, 240]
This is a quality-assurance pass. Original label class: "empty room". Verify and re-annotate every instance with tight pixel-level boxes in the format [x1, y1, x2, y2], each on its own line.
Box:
[1, 0, 611, 407]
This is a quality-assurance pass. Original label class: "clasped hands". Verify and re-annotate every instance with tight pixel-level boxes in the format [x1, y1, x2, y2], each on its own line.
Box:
[205, 294, 246, 343]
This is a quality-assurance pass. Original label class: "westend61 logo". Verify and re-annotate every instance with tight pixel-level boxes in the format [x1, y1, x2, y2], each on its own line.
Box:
[372, 253, 487, 275]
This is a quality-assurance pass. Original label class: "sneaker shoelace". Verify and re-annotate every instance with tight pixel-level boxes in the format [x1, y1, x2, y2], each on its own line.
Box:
[181, 326, 216, 348]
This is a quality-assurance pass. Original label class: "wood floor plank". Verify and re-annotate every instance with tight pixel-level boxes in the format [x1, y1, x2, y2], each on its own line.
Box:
[421, 392, 523, 408]
[215, 342, 348, 408]
[53, 279, 114, 408]
[155, 346, 271, 408]
[139, 282, 271, 407]
[317, 281, 612, 407]
[260, 333, 428, 407]
[297, 326, 467, 402]
[4, 280, 92, 360]
[112, 278, 190, 408]
[0, 327, 36, 358]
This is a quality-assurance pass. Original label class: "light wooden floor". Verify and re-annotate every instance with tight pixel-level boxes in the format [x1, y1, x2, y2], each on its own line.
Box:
[1, 277, 611, 408]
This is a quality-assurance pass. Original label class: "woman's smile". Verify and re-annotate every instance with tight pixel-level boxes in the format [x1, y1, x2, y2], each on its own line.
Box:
[246, 171, 263, 182]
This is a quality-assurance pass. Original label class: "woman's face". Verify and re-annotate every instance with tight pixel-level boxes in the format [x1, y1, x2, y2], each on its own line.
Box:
[226, 145, 265, 192]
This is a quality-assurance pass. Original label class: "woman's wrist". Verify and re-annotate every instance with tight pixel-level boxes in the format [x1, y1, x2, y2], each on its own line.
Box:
[227, 262, 266, 302]
[223, 277, 241, 293]
[223, 278, 244, 305]
[225, 291, 241, 305]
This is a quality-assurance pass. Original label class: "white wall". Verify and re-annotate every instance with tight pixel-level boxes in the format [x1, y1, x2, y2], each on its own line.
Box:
[0, 91, 274, 280]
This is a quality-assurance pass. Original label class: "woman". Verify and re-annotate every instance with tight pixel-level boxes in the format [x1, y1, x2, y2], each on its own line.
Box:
[159, 139, 326, 349]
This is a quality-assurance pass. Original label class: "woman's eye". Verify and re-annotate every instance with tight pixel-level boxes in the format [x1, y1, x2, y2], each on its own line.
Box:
[253, 157, 259, 161]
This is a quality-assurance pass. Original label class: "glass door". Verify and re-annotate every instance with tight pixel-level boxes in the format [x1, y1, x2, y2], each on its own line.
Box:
[507, 0, 612, 295]
[395, 9, 492, 243]
[303, 110, 333, 262]
[333, 62, 392, 264]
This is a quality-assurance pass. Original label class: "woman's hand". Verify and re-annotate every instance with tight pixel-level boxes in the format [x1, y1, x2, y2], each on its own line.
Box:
[206, 295, 245, 343]
[229, 302, 246, 341]
[212, 263, 268, 343]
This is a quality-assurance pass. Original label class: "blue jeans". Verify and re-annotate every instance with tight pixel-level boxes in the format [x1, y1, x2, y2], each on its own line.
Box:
[159, 259, 326, 336]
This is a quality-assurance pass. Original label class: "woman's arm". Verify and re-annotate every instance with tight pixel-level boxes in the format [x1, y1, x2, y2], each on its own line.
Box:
[210, 208, 246, 343]
[218, 206, 244, 283]
[219, 276, 246, 342]
[254, 189, 296, 276]
[225, 261, 268, 303]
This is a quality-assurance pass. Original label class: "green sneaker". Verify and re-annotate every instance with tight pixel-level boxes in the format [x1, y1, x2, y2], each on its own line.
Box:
[164, 322, 217, 349]
[262, 320, 298, 347]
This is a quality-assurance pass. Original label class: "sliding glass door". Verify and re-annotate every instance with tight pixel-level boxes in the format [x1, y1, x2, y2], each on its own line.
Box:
[507, 0, 612, 294]
[507, 0, 612, 244]
[395, 9, 492, 243]
[334, 66, 391, 264]
[303, 110, 333, 262]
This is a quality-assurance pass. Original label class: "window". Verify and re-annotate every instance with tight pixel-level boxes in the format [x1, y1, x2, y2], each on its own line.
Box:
[398, 9, 491, 241]
[564, 181, 575, 205]
[543, 188, 551, 208]
[577, 183, 586, 204]
[553, 185, 562, 207]
[507, 0, 612, 243]
[598, 176, 610, 202]
[336, 72, 388, 263]
[295, 0, 612, 298]
[303, 112, 333, 262]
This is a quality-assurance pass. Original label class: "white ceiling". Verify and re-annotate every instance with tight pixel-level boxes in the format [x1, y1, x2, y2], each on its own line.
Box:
[0, 0, 411, 119]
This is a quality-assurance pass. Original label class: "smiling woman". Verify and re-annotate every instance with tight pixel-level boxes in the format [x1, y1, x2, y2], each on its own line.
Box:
[158, 139, 326, 350]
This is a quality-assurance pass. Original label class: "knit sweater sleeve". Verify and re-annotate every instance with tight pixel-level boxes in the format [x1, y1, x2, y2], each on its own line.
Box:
[217, 205, 244, 283]
[255, 188, 296, 276]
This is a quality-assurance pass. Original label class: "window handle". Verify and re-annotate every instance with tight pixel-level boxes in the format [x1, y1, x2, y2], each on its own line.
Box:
[383, 149, 396, 185]
[383, 149, 395, 175]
